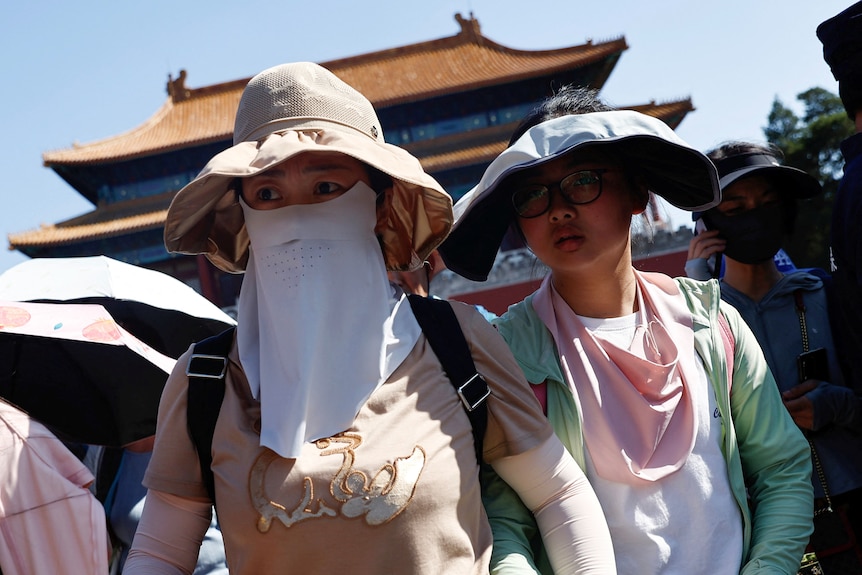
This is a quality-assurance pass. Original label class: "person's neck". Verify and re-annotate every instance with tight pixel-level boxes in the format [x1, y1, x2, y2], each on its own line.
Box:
[721, 258, 782, 302]
[551, 262, 638, 319]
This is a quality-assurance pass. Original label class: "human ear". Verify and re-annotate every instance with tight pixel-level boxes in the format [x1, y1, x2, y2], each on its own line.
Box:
[631, 184, 650, 215]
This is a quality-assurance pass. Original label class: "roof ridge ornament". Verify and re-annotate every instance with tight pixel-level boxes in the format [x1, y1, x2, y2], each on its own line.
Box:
[167, 70, 191, 103]
[454, 12, 482, 44]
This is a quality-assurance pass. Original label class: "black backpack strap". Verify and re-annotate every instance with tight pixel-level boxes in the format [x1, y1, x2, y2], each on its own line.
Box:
[186, 327, 236, 503]
[407, 295, 490, 467]
[95, 446, 124, 504]
[93, 445, 124, 548]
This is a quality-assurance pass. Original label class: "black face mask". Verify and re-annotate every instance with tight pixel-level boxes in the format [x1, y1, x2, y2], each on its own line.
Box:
[702, 204, 786, 264]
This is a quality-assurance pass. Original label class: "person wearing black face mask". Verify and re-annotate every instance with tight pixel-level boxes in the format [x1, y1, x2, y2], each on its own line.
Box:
[686, 143, 818, 279]
[695, 142, 821, 298]
[689, 140, 862, 573]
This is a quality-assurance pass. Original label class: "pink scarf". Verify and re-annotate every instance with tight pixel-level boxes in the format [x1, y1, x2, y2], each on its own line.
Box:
[533, 270, 698, 484]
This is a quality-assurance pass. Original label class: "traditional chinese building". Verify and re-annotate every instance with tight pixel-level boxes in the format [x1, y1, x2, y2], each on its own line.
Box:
[9, 13, 695, 311]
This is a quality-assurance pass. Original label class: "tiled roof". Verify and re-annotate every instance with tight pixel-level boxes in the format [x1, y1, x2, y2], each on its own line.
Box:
[628, 99, 695, 124]
[19, 14, 694, 253]
[422, 140, 509, 173]
[13, 98, 694, 251]
[42, 14, 627, 166]
[325, 15, 627, 107]
[8, 209, 168, 248]
[8, 192, 173, 248]
[418, 98, 695, 172]
[42, 77, 244, 166]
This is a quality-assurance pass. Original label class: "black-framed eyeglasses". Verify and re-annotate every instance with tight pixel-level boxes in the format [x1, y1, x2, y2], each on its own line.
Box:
[511, 169, 609, 218]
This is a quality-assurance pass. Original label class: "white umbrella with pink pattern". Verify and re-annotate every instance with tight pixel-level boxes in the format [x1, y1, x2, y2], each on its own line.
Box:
[0, 300, 176, 446]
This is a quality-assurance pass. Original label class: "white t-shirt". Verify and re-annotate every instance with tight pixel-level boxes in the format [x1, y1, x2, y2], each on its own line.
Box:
[579, 313, 743, 575]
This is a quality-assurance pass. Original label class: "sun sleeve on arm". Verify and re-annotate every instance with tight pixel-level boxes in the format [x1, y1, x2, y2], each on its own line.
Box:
[492, 435, 616, 575]
[123, 489, 213, 575]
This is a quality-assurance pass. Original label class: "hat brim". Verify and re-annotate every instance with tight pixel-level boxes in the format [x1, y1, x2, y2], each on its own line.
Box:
[718, 164, 822, 199]
[164, 129, 453, 273]
[439, 111, 721, 282]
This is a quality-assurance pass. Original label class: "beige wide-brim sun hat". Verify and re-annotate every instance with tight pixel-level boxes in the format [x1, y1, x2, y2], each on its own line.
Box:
[438, 111, 722, 282]
[164, 62, 453, 273]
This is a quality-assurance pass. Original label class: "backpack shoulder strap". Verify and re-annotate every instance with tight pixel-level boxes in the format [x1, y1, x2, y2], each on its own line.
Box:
[95, 446, 124, 504]
[717, 312, 735, 393]
[406, 295, 490, 467]
[186, 326, 236, 503]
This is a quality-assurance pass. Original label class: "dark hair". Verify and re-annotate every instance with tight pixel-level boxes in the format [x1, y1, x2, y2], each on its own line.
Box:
[705, 141, 796, 234]
[705, 140, 784, 164]
[509, 86, 614, 145]
[366, 165, 393, 195]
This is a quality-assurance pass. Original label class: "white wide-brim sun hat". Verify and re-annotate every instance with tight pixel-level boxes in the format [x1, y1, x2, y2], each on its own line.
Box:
[439, 111, 722, 282]
[164, 62, 453, 274]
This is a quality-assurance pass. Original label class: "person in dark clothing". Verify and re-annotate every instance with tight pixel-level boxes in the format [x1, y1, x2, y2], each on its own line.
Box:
[818, 2, 862, 393]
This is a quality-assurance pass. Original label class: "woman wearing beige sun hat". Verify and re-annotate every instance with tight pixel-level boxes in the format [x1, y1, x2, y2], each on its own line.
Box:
[124, 62, 614, 575]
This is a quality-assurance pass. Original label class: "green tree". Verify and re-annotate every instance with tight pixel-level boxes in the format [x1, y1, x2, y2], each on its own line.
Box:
[764, 87, 855, 270]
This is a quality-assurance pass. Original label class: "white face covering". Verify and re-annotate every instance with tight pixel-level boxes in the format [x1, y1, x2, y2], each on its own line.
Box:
[238, 181, 420, 458]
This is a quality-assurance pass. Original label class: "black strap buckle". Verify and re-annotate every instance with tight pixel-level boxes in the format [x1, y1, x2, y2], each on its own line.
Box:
[458, 373, 490, 412]
[186, 354, 228, 380]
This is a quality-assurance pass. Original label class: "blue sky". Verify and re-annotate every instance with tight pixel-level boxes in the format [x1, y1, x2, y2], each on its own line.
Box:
[0, 0, 851, 274]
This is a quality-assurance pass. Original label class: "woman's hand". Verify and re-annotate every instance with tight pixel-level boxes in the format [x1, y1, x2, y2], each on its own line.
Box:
[684, 230, 726, 280]
[687, 229, 726, 261]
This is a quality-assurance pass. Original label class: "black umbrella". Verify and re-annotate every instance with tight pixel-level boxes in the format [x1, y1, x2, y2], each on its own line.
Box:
[0, 300, 178, 446]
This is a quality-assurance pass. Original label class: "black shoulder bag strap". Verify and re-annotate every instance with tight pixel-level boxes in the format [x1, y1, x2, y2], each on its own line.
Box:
[186, 327, 236, 504]
[406, 295, 490, 467]
[95, 446, 124, 504]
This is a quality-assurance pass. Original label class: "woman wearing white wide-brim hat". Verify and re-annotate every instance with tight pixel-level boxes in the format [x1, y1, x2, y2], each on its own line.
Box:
[124, 62, 614, 575]
[439, 86, 814, 574]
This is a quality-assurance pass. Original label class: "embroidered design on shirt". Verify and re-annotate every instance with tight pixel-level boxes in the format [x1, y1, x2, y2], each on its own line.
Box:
[249, 432, 425, 531]
[320, 433, 425, 525]
[250, 451, 337, 532]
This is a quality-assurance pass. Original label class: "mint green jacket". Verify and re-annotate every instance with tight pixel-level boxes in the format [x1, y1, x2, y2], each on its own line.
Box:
[484, 277, 813, 575]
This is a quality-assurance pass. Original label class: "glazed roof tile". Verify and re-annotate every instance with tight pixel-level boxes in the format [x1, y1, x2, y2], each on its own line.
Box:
[8, 209, 168, 248]
[42, 15, 627, 166]
[628, 99, 695, 125]
[8, 192, 173, 248]
[416, 98, 695, 172]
